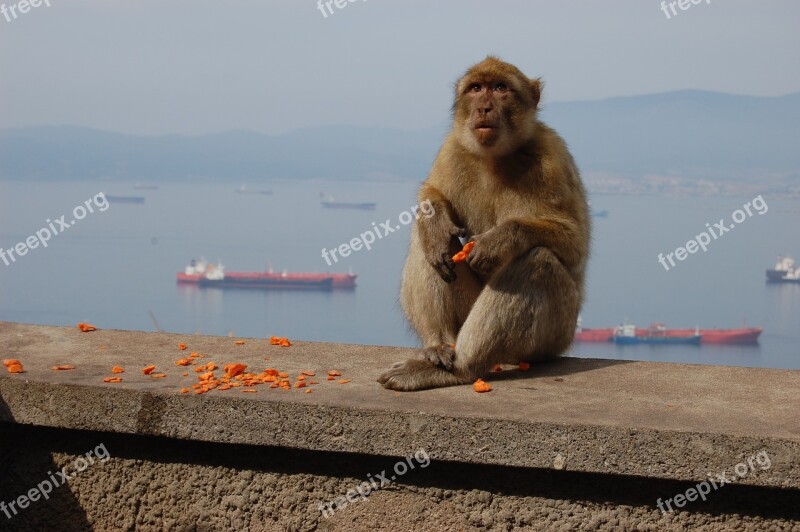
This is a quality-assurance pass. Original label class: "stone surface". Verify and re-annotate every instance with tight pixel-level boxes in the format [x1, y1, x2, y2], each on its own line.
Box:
[2, 425, 799, 531]
[1, 321, 799, 490]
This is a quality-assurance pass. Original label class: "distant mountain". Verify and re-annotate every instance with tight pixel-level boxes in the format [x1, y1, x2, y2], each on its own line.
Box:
[1, 90, 797, 182]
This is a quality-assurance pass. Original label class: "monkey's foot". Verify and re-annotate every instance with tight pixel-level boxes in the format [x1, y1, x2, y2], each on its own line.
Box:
[377, 359, 464, 391]
[423, 344, 456, 370]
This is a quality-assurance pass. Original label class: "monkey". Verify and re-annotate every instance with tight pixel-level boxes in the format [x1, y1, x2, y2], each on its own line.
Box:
[378, 57, 590, 391]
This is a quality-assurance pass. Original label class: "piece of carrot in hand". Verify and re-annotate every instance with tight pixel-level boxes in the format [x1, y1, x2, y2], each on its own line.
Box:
[452, 241, 475, 263]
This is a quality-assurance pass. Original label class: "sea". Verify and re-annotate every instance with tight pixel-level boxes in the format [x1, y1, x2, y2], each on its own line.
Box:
[0, 180, 797, 369]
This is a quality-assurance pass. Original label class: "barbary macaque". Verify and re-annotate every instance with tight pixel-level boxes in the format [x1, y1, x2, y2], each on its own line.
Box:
[378, 57, 590, 391]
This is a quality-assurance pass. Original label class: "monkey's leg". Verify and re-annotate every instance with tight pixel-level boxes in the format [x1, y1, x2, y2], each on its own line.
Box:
[394, 230, 482, 370]
[380, 247, 579, 391]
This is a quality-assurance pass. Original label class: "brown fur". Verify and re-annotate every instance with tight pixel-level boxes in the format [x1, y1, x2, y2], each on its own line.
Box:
[378, 57, 590, 391]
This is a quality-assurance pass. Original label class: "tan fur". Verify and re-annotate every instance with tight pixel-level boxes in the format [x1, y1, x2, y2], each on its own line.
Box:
[378, 57, 590, 391]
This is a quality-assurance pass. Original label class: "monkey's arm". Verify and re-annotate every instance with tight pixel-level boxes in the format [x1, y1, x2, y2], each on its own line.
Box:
[416, 183, 466, 282]
[467, 216, 585, 276]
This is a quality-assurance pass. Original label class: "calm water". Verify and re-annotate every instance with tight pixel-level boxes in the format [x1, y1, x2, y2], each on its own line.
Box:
[0, 180, 798, 369]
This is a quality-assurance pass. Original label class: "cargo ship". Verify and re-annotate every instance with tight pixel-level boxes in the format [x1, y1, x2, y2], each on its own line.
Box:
[766, 256, 800, 283]
[106, 195, 145, 204]
[613, 323, 701, 345]
[574, 320, 762, 344]
[176, 259, 356, 290]
[320, 193, 376, 211]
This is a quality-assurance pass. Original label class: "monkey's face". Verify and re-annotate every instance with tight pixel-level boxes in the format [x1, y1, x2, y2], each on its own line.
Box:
[453, 57, 541, 157]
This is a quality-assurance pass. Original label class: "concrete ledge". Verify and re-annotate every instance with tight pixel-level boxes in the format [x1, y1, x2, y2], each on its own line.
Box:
[1, 321, 799, 490]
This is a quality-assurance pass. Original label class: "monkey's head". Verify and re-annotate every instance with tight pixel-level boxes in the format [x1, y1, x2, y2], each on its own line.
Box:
[453, 57, 542, 157]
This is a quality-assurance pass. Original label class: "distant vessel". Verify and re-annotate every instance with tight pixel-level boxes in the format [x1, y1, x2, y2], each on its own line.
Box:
[106, 195, 145, 204]
[574, 319, 761, 344]
[176, 258, 356, 290]
[133, 183, 159, 190]
[766, 256, 800, 283]
[236, 185, 272, 195]
[613, 323, 701, 345]
[588, 201, 608, 218]
[320, 193, 376, 211]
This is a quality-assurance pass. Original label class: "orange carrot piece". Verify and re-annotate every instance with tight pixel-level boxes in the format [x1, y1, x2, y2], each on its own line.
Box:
[77, 323, 97, 332]
[6, 363, 24, 374]
[180, 387, 190, 394]
[452, 241, 475, 263]
[103, 377, 123, 383]
[51, 365, 76, 371]
[142, 365, 156, 375]
[518, 362, 531, 372]
[242, 389, 257, 393]
[224, 363, 247, 378]
[301, 370, 316, 376]
[112, 366, 124, 374]
[175, 358, 192, 366]
[178, 343, 187, 350]
[338, 379, 351, 384]
[473, 379, 492, 393]
[278, 371, 289, 378]
[3, 359, 21, 367]
[294, 381, 307, 388]
[327, 370, 342, 377]
[305, 388, 312, 394]
[234, 340, 245, 345]
[150, 373, 167, 379]
[327, 376, 336, 381]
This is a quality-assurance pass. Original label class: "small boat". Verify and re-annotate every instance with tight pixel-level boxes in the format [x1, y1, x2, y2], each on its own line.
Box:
[176, 259, 356, 290]
[612, 323, 701, 345]
[320, 193, 376, 211]
[106, 195, 145, 204]
[236, 185, 272, 195]
[766, 256, 800, 283]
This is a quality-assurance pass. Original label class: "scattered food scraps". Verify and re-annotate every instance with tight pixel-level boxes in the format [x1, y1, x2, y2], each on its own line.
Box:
[269, 336, 292, 347]
[519, 362, 531, 372]
[77, 323, 97, 332]
[142, 365, 156, 375]
[301, 370, 316, 376]
[473, 379, 492, 393]
[178, 343, 187, 350]
[150, 373, 167, 379]
[338, 379, 351, 384]
[51, 365, 76, 371]
[224, 363, 247, 378]
[5, 362, 24, 374]
[327, 370, 342, 377]
[234, 340, 245, 345]
[175, 358, 192, 366]
[112, 366, 124, 374]
[103, 377, 122, 383]
[180, 388, 190, 394]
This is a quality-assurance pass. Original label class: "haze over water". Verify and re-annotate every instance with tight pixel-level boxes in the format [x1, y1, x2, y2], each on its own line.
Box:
[0, 180, 797, 370]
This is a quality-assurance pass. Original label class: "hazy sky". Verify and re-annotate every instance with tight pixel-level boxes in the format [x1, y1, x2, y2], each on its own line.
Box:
[1, 0, 798, 135]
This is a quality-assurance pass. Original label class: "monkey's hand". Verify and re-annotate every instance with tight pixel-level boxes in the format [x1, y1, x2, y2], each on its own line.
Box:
[418, 215, 467, 283]
[466, 226, 516, 277]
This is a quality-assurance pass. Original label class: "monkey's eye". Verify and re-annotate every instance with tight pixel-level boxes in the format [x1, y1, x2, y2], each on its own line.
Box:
[494, 83, 508, 93]
[469, 83, 482, 92]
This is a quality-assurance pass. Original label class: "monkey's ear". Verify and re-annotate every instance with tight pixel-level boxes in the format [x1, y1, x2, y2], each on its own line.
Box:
[529, 77, 543, 109]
